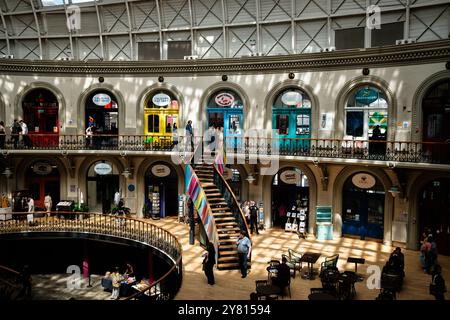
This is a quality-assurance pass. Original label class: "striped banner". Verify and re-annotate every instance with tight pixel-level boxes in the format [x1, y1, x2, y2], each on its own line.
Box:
[185, 165, 218, 257]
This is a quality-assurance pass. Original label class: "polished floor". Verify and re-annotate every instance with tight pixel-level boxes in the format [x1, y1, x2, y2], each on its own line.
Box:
[150, 217, 449, 300]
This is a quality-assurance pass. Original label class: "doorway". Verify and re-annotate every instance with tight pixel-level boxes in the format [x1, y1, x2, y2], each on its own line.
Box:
[26, 162, 60, 210]
[342, 173, 385, 240]
[271, 168, 309, 228]
[145, 162, 178, 218]
[419, 179, 450, 256]
[86, 161, 120, 214]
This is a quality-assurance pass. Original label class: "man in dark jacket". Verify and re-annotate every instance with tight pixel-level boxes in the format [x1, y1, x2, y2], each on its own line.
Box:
[273, 256, 290, 294]
[249, 201, 259, 235]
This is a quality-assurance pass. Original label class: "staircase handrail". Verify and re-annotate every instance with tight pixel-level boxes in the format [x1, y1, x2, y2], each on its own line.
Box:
[185, 165, 220, 263]
[212, 165, 250, 237]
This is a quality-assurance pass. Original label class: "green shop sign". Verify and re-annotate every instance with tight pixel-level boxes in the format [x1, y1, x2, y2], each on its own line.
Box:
[355, 88, 378, 105]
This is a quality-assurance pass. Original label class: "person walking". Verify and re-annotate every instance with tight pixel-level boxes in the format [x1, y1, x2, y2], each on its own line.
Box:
[202, 242, 216, 285]
[44, 193, 52, 216]
[236, 230, 252, 278]
[0, 121, 6, 149]
[249, 201, 259, 235]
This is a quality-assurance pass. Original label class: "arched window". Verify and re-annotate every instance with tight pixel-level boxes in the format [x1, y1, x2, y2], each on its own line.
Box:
[85, 90, 119, 135]
[144, 90, 179, 136]
[345, 86, 388, 140]
[272, 88, 312, 137]
[207, 89, 244, 138]
[422, 80, 450, 141]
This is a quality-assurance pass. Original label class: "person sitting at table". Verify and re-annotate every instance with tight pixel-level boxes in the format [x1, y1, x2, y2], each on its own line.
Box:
[273, 256, 290, 295]
[124, 262, 134, 278]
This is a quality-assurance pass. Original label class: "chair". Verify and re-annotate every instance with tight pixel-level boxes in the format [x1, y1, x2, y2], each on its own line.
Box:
[267, 260, 280, 282]
[282, 254, 297, 278]
[288, 249, 303, 274]
[277, 275, 291, 299]
[320, 254, 339, 273]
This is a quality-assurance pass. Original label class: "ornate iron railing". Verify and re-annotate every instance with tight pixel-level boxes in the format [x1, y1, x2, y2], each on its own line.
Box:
[212, 165, 249, 237]
[0, 264, 21, 301]
[1, 134, 449, 164]
[0, 212, 183, 300]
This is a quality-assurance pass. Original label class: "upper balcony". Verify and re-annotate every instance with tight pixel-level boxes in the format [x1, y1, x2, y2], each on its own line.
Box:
[1, 134, 448, 168]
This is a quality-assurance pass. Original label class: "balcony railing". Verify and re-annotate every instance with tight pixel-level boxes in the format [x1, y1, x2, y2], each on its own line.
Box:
[1, 134, 449, 164]
[0, 212, 183, 300]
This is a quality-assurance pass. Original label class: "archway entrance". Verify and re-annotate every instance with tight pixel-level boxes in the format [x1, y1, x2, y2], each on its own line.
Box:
[418, 178, 450, 256]
[422, 80, 450, 163]
[144, 162, 178, 219]
[272, 88, 312, 151]
[144, 89, 180, 147]
[342, 172, 385, 240]
[206, 89, 243, 147]
[86, 161, 120, 214]
[85, 90, 119, 148]
[22, 88, 59, 147]
[271, 167, 309, 228]
[25, 161, 60, 210]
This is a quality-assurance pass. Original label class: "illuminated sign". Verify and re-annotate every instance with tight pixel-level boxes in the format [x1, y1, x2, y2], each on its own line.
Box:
[92, 93, 112, 106]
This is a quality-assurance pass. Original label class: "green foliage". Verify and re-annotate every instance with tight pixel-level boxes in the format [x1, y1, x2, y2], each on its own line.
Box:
[73, 202, 89, 212]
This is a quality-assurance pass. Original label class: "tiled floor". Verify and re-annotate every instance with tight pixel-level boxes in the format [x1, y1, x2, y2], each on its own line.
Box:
[26, 216, 450, 300]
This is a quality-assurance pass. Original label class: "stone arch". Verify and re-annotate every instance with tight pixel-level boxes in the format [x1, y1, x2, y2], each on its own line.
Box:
[135, 157, 185, 218]
[199, 81, 251, 134]
[406, 171, 450, 250]
[411, 70, 450, 141]
[77, 156, 126, 210]
[264, 79, 320, 138]
[332, 166, 394, 245]
[77, 83, 126, 135]
[262, 161, 318, 233]
[335, 75, 397, 141]
[13, 82, 66, 133]
[136, 82, 185, 134]
[15, 156, 69, 203]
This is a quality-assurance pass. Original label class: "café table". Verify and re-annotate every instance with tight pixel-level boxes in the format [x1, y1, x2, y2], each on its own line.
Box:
[299, 252, 321, 280]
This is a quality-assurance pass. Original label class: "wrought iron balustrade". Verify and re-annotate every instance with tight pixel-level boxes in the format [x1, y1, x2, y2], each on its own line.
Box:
[0, 212, 183, 300]
[1, 134, 449, 164]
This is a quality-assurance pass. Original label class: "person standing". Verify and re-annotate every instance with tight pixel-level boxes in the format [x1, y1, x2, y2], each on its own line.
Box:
[27, 197, 34, 213]
[44, 193, 52, 216]
[19, 120, 30, 148]
[188, 197, 195, 245]
[202, 242, 216, 285]
[236, 230, 251, 278]
[185, 120, 194, 152]
[430, 264, 446, 300]
[0, 121, 6, 149]
[249, 201, 259, 235]
[10, 119, 21, 148]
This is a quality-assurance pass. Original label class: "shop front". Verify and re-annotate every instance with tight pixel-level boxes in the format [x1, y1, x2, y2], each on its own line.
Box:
[144, 162, 178, 219]
[25, 161, 60, 210]
[271, 167, 309, 228]
[344, 86, 389, 158]
[22, 88, 59, 147]
[86, 161, 120, 214]
[272, 88, 311, 151]
[422, 80, 450, 163]
[206, 90, 243, 148]
[342, 172, 385, 240]
[418, 178, 450, 256]
[144, 90, 179, 148]
[85, 90, 119, 148]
